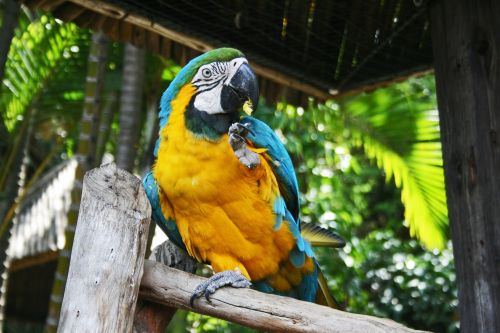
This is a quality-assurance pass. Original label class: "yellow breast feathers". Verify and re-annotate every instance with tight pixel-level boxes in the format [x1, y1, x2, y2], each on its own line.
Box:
[153, 84, 296, 281]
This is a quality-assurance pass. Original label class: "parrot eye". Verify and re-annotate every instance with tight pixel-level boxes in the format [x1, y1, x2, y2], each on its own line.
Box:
[202, 68, 212, 78]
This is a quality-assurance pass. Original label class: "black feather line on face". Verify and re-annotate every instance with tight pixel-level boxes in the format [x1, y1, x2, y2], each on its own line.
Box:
[194, 79, 221, 92]
[185, 97, 239, 140]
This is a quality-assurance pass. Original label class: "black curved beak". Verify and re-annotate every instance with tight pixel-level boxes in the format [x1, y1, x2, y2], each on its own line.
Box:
[221, 62, 259, 114]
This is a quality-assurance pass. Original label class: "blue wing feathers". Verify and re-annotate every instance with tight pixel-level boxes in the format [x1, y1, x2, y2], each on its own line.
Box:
[253, 281, 274, 293]
[143, 171, 186, 250]
[289, 246, 306, 268]
[242, 116, 313, 256]
[304, 241, 315, 258]
[242, 117, 318, 301]
[272, 196, 286, 230]
[298, 263, 319, 302]
[241, 117, 300, 221]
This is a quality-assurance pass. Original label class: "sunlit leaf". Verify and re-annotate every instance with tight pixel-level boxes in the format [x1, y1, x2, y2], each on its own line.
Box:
[338, 77, 448, 249]
[1, 15, 82, 132]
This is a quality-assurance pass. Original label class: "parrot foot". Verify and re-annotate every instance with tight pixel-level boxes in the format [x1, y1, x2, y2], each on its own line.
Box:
[229, 123, 260, 169]
[190, 270, 251, 306]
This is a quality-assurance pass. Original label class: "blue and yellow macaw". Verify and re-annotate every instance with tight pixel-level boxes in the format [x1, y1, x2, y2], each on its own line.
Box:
[143, 48, 344, 307]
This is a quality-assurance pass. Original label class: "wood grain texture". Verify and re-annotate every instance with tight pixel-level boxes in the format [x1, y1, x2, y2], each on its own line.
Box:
[139, 260, 430, 333]
[58, 163, 151, 333]
[430, 1, 500, 332]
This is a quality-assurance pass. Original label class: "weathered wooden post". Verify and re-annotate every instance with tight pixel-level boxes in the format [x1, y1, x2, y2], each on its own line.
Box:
[58, 163, 151, 332]
[430, 1, 500, 332]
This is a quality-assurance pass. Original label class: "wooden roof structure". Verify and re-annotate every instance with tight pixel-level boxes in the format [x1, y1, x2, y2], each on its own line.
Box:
[23, 0, 433, 105]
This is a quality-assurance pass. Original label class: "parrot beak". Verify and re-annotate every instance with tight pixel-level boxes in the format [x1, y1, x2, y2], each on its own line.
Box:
[221, 62, 259, 115]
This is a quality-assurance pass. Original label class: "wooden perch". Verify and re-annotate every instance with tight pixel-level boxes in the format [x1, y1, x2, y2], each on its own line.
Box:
[56, 163, 428, 333]
[139, 260, 430, 333]
[58, 163, 151, 332]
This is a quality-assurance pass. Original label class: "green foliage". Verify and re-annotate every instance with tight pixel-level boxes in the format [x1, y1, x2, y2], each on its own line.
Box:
[161, 59, 182, 81]
[339, 78, 447, 249]
[309, 161, 458, 333]
[260, 75, 456, 332]
[186, 313, 256, 333]
[0, 13, 91, 177]
[343, 235, 458, 333]
[1, 15, 84, 132]
[257, 77, 447, 249]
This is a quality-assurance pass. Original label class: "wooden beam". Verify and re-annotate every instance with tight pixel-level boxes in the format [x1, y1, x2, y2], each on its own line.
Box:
[429, 1, 500, 332]
[251, 62, 333, 100]
[65, 0, 334, 100]
[139, 260, 429, 333]
[57, 163, 151, 332]
[331, 68, 434, 99]
[68, 0, 125, 19]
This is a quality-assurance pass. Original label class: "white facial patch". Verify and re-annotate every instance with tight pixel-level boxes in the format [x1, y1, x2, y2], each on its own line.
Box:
[191, 57, 248, 114]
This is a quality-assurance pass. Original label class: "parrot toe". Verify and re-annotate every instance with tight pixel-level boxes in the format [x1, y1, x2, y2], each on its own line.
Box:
[190, 270, 251, 306]
[229, 126, 261, 169]
[229, 122, 254, 136]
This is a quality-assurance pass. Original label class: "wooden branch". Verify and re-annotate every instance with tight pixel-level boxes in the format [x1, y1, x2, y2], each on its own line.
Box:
[133, 241, 197, 333]
[140, 260, 430, 333]
[58, 163, 151, 333]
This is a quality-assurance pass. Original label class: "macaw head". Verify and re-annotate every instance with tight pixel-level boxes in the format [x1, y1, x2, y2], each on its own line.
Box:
[159, 48, 259, 140]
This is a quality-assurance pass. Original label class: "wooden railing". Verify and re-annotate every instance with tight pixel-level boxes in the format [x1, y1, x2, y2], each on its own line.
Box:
[57, 163, 430, 333]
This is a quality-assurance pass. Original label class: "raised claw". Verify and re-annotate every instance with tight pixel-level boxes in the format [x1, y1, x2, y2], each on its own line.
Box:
[229, 122, 255, 137]
[229, 133, 245, 143]
[229, 136, 260, 169]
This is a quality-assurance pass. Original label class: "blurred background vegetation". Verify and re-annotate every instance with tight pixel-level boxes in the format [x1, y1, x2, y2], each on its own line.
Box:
[0, 8, 457, 333]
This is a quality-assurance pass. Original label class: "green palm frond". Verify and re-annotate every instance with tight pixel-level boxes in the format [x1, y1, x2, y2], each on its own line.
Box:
[1, 15, 82, 132]
[338, 77, 447, 249]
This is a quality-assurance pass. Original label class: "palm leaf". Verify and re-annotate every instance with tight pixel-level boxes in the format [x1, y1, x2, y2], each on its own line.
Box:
[0, 14, 88, 190]
[1, 15, 82, 132]
[338, 77, 447, 249]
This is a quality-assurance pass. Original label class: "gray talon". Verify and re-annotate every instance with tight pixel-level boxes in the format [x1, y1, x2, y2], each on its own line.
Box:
[190, 270, 251, 306]
[229, 122, 254, 136]
[229, 122, 260, 168]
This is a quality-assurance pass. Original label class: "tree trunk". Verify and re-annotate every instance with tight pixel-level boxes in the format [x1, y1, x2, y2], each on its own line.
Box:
[116, 43, 145, 172]
[95, 91, 118, 165]
[429, 1, 500, 332]
[44, 31, 109, 333]
[0, 0, 21, 82]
